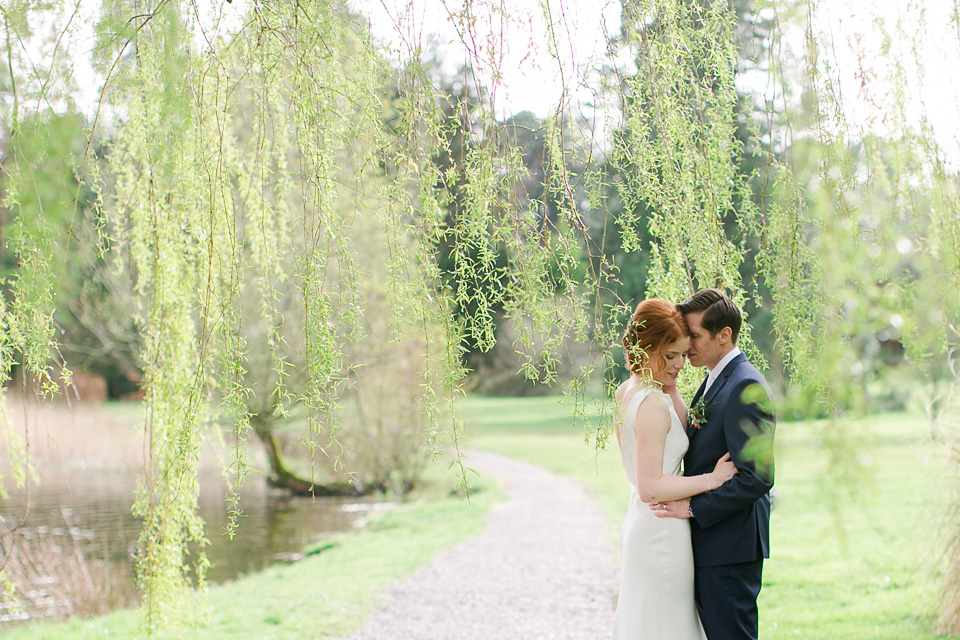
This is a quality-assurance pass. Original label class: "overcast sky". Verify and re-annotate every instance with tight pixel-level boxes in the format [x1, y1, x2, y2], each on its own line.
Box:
[348, 0, 622, 122]
[23, 0, 960, 164]
[347, 0, 959, 161]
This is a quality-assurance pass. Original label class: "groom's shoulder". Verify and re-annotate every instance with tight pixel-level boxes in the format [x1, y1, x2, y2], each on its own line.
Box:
[730, 356, 772, 390]
[738, 357, 766, 380]
[730, 352, 765, 377]
[732, 357, 775, 406]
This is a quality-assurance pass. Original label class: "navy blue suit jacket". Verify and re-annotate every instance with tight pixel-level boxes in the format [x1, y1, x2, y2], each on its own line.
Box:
[685, 352, 775, 567]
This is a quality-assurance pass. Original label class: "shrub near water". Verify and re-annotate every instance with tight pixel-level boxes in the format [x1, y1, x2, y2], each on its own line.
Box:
[0, 523, 137, 628]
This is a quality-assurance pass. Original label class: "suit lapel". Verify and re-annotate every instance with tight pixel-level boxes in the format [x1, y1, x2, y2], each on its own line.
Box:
[703, 352, 747, 406]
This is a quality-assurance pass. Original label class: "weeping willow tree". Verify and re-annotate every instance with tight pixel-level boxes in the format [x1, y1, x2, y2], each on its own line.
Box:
[2, 0, 960, 635]
[788, 4, 960, 632]
[1, 0, 598, 631]
[84, 0, 481, 630]
[746, 0, 960, 631]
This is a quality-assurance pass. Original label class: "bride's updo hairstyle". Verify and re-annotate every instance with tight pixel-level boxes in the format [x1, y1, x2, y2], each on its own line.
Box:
[622, 299, 688, 376]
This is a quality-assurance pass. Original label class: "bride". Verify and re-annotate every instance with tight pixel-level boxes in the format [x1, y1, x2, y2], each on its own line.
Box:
[611, 299, 737, 640]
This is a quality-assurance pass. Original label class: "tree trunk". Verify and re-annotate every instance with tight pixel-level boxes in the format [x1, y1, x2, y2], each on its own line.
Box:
[250, 411, 362, 497]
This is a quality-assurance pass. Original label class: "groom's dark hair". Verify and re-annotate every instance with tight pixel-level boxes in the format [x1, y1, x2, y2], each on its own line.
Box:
[676, 289, 741, 344]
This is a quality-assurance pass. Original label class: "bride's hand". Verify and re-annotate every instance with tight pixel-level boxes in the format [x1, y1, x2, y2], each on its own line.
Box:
[709, 452, 738, 489]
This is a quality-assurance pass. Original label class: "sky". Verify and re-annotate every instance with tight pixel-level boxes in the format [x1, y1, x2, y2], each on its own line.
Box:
[346, 0, 960, 160]
[811, 0, 960, 157]
[14, 0, 960, 161]
[347, 0, 623, 122]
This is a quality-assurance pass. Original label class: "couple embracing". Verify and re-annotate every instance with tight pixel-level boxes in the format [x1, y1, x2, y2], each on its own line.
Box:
[611, 289, 775, 640]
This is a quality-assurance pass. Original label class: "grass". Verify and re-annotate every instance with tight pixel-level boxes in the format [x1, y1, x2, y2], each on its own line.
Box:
[458, 395, 948, 640]
[5, 394, 952, 639]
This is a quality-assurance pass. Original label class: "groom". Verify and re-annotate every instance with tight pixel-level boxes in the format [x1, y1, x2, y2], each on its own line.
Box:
[655, 289, 775, 640]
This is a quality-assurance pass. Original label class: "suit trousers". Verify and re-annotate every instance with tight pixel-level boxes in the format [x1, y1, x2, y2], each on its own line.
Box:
[694, 559, 764, 640]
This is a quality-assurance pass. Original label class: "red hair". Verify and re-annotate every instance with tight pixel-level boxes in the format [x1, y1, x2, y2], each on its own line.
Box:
[622, 299, 688, 375]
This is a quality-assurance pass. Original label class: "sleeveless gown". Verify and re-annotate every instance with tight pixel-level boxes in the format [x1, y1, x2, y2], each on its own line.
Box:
[611, 388, 706, 640]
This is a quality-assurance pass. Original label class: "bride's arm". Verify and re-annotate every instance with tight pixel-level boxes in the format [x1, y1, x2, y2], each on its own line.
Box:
[634, 395, 734, 503]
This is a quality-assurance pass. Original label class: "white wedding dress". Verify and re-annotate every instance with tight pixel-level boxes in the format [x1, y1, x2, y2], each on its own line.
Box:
[611, 388, 707, 640]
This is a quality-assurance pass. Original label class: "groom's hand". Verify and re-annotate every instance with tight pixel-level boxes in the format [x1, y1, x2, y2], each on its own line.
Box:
[650, 498, 691, 519]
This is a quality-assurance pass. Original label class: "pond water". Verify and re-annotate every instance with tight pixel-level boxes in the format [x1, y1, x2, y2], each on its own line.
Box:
[0, 466, 382, 624]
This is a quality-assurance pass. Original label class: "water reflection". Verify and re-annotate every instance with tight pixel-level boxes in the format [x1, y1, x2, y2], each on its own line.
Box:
[0, 466, 374, 623]
[196, 474, 365, 583]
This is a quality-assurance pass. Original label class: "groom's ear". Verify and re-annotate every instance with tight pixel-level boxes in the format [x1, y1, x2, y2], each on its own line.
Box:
[717, 326, 733, 345]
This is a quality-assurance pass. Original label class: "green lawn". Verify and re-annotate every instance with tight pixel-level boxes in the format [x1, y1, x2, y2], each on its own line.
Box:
[7, 394, 951, 639]
[459, 395, 947, 640]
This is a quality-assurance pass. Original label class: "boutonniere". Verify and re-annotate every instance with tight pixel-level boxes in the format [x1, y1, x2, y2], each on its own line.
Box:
[688, 398, 709, 430]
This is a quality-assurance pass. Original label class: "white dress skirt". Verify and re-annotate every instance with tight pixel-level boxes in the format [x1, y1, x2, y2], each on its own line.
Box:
[611, 388, 707, 640]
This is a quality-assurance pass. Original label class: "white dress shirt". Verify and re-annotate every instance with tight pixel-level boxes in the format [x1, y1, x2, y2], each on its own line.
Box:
[705, 347, 741, 393]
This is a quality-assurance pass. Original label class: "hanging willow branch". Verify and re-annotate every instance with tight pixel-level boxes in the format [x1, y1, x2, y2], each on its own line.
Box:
[614, 0, 745, 302]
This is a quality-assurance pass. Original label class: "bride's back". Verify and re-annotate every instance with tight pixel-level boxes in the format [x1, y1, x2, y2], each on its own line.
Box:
[618, 388, 687, 489]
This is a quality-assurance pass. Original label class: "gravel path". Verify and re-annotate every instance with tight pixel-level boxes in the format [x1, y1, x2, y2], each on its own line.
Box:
[343, 449, 619, 640]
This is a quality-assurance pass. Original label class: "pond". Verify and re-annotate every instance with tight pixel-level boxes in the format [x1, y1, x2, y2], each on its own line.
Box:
[0, 465, 382, 625]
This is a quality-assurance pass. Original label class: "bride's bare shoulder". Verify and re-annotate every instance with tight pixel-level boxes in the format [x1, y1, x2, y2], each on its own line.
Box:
[634, 389, 671, 424]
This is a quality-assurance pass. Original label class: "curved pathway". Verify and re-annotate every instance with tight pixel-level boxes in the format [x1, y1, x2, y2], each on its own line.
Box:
[343, 449, 619, 640]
